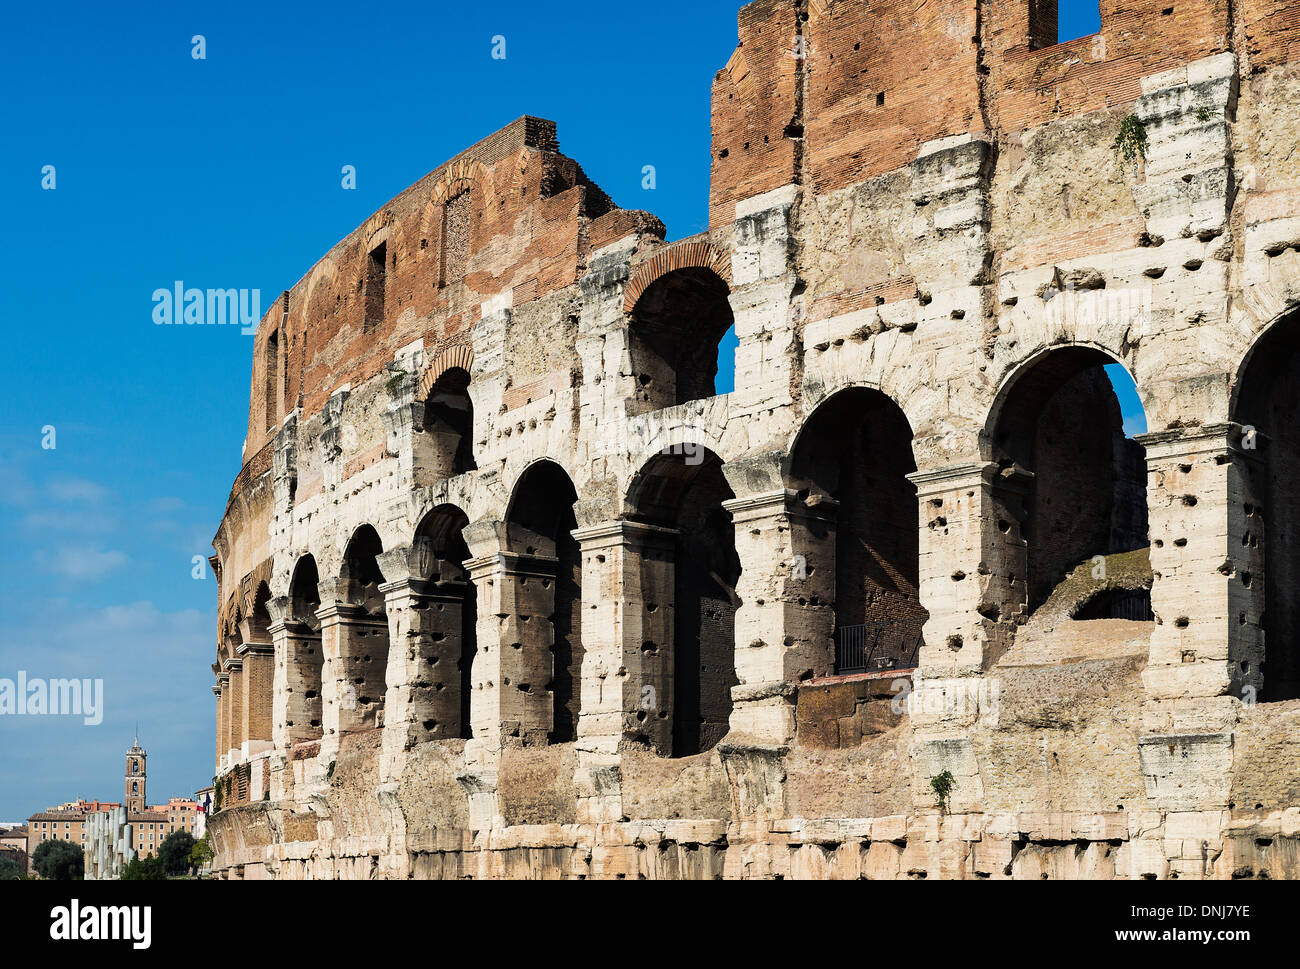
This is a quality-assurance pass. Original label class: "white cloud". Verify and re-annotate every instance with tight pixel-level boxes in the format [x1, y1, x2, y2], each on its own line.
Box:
[39, 546, 128, 580]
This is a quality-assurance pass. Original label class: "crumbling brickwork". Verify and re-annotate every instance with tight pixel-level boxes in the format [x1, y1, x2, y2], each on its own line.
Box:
[208, 0, 1300, 878]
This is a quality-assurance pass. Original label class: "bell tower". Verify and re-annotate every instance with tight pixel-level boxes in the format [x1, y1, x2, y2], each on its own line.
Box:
[125, 734, 146, 813]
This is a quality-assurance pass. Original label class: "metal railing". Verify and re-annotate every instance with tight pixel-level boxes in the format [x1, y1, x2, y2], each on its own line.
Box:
[834, 619, 924, 675]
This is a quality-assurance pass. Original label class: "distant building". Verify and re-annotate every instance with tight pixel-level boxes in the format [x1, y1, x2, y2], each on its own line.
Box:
[27, 736, 200, 873]
[0, 825, 27, 873]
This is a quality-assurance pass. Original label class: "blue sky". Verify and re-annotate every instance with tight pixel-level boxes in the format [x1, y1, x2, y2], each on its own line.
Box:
[0, 0, 1121, 822]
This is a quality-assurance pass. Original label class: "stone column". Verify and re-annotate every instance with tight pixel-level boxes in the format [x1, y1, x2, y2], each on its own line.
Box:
[908, 463, 1027, 678]
[463, 543, 558, 752]
[377, 540, 472, 757]
[222, 658, 244, 766]
[721, 489, 837, 745]
[572, 520, 678, 755]
[1140, 424, 1261, 733]
[317, 578, 390, 745]
[213, 682, 225, 773]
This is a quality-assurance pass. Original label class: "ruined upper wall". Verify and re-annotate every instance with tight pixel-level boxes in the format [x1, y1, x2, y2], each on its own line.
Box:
[239, 116, 663, 465]
[709, 0, 1300, 228]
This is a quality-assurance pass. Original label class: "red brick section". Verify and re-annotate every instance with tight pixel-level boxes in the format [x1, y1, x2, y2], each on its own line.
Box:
[1241, 0, 1300, 67]
[985, 0, 1229, 134]
[623, 239, 734, 313]
[710, 0, 803, 230]
[802, 0, 982, 197]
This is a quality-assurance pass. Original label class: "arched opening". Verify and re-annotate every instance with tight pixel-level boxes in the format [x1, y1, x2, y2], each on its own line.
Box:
[414, 505, 477, 739]
[337, 525, 390, 731]
[1234, 308, 1300, 700]
[248, 582, 273, 641]
[987, 348, 1150, 624]
[627, 446, 740, 757]
[788, 388, 926, 674]
[419, 366, 476, 481]
[286, 555, 324, 742]
[504, 462, 583, 743]
[628, 268, 734, 411]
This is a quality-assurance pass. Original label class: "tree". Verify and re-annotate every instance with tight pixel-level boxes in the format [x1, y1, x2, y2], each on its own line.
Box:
[32, 839, 84, 880]
[157, 830, 195, 877]
[0, 855, 23, 880]
[189, 836, 213, 871]
[121, 854, 165, 880]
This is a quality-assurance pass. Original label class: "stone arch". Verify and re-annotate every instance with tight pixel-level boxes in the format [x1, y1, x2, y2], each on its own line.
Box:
[413, 504, 477, 739]
[283, 554, 323, 743]
[417, 344, 475, 400]
[363, 220, 390, 254]
[503, 460, 584, 743]
[416, 361, 476, 483]
[982, 341, 1156, 456]
[983, 345, 1150, 618]
[428, 162, 487, 287]
[622, 407, 730, 490]
[786, 386, 926, 675]
[1231, 304, 1300, 699]
[302, 257, 339, 325]
[623, 242, 733, 312]
[625, 254, 735, 411]
[626, 446, 740, 757]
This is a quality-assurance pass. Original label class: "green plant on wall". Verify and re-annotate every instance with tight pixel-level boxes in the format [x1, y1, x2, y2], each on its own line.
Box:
[930, 770, 956, 812]
[1113, 114, 1149, 164]
[385, 369, 407, 395]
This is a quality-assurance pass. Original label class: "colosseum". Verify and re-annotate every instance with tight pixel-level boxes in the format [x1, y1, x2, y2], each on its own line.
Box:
[207, 0, 1300, 879]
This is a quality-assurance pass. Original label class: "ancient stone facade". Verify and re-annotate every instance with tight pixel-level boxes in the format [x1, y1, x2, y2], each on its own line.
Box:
[208, 0, 1300, 879]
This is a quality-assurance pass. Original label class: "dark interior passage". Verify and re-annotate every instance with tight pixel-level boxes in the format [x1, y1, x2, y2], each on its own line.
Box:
[505, 461, 583, 742]
[1236, 310, 1300, 700]
[628, 448, 740, 757]
[989, 349, 1149, 615]
[789, 388, 926, 673]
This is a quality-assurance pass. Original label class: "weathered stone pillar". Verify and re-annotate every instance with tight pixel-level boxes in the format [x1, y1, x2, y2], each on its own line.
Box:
[268, 596, 323, 750]
[1134, 424, 1256, 878]
[721, 488, 837, 744]
[908, 463, 1026, 678]
[572, 520, 678, 754]
[1140, 424, 1260, 732]
[463, 521, 557, 753]
[377, 540, 472, 757]
[317, 578, 390, 743]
